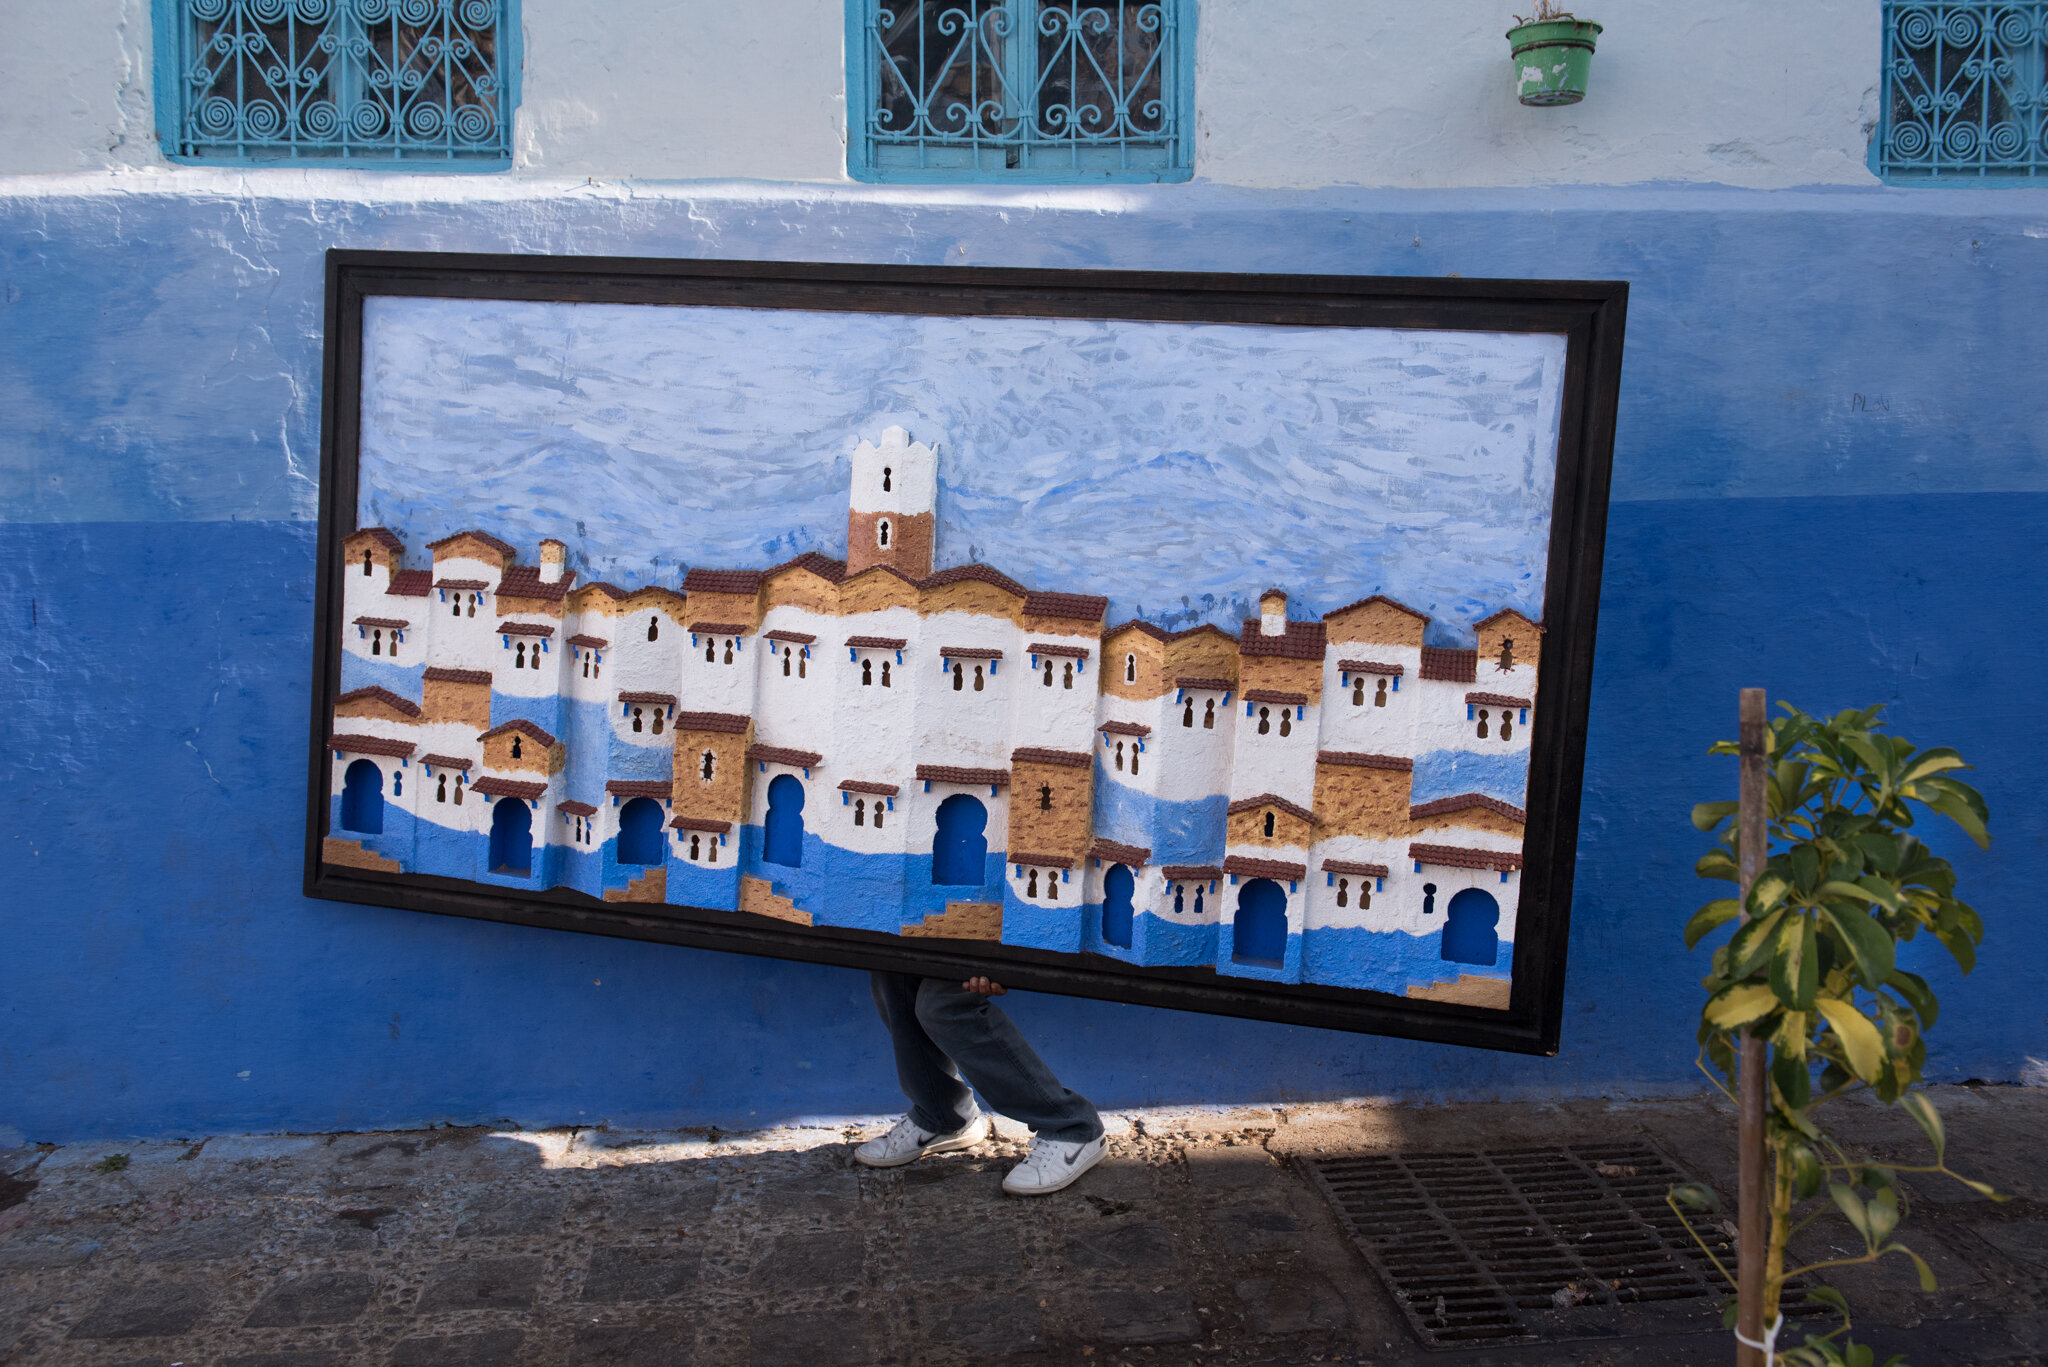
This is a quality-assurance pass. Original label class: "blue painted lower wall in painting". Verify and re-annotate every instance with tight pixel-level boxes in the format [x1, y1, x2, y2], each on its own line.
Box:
[4, 185, 2047, 1140]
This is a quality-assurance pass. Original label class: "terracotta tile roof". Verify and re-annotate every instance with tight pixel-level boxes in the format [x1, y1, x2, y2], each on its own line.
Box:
[924, 563, 1028, 597]
[567, 634, 609, 648]
[1476, 608, 1543, 631]
[606, 780, 672, 799]
[1316, 751, 1413, 771]
[1174, 676, 1233, 691]
[619, 691, 678, 706]
[498, 565, 574, 601]
[767, 551, 848, 584]
[352, 616, 411, 630]
[1325, 592, 1431, 625]
[683, 567, 764, 594]
[1244, 688, 1308, 707]
[1411, 794, 1528, 824]
[846, 636, 907, 650]
[423, 667, 491, 685]
[690, 621, 751, 636]
[1090, 839, 1151, 867]
[1465, 691, 1533, 709]
[1239, 619, 1327, 660]
[1027, 642, 1090, 658]
[939, 646, 1003, 660]
[1409, 842, 1524, 872]
[327, 733, 416, 758]
[837, 779, 901, 796]
[336, 685, 421, 718]
[478, 719, 558, 746]
[674, 711, 751, 734]
[1420, 647, 1478, 682]
[916, 765, 1009, 787]
[1260, 587, 1289, 601]
[1024, 590, 1109, 622]
[1161, 864, 1222, 883]
[1227, 793, 1318, 825]
[1224, 854, 1308, 882]
[1322, 858, 1391, 878]
[428, 529, 517, 560]
[670, 815, 733, 834]
[387, 569, 432, 597]
[1339, 659, 1404, 676]
[496, 621, 555, 637]
[1104, 619, 1169, 643]
[558, 800, 598, 818]
[1009, 852, 1075, 870]
[473, 776, 546, 800]
[421, 754, 473, 771]
[1171, 623, 1237, 644]
[747, 744, 823, 769]
[1097, 720, 1151, 738]
[435, 577, 490, 591]
[764, 629, 818, 645]
[578, 582, 630, 602]
[1010, 747, 1091, 769]
[345, 526, 405, 554]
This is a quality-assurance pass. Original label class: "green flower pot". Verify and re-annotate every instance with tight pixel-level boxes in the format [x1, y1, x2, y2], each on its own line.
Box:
[1506, 17, 1602, 107]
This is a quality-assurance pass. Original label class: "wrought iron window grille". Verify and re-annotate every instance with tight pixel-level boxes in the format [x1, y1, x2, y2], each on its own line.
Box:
[155, 0, 517, 167]
[1877, 2, 2048, 180]
[846, 1, 1195, 182]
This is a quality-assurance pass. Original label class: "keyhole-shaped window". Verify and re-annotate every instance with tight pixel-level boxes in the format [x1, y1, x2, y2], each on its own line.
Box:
[1498, 637, 1516, 671]
[1257, 706, 1271, 735]
[689, 834, 701, 861]
[952, 662, 964, 691]
[798, 652, 806, 678]
[707, 834, 719, 863]
[1125, 654, 1136, 683]
[632, 707, 644, 733]
[1045, 871, 1058, 901]
[1194, 886, 1204, 916]
[510, 735, 523, 759]
[1183, 699, 1194, 727]
[881, 661, 892, 687]
[515, 641, 527, 668]
[1423, 882, 1438, 915]
[1262, 810, 1275, 838]
[451, 596, 461, 617]
[783, 648, 791, 676]
[362, 549, 373, 576]
[1359, 883, 1372, 910]
[1203, 698, 1216, 729]
[854, 798, 866, 827]
[1043, 660, 1054, 687]
[1476, 709, 1490, 739]
[454, 775, 465, 804]
[700, 750, 716, 781]
[651, 711, 664, 735]
[531, 643, 542, 669]
[723, 640, 734, 665]
[647, 616, 659, 642]
[973, 664, 984, 692]
[1352, 678, 1364, 705]
[436, 773, 447, 803]
[1062, 662, 1073, 690]
[705, 637, 716, 663]
[582, 654, 590, 678]
[1027, 868, 1040, 898]
[392, 770, 402, 796]
[882, 466, 892, 492]
[371, 629, 383, 656]
[1376, 678, 1388, 707]
[1174, 884, 1185, 915]
[1500, 714, 1513, 742]
[878, 519, 891, 548]
[862, 658, 873, 686]
[1336, 878, 1349, 907]
[873, 803, 884, 829]
[1130, 746, 1139, 775]
[1038, 783, 1052, 812]
[467, 593, 477, 618]
[1114, 740, 1125, 771]
[1279, 710, 1292, 738]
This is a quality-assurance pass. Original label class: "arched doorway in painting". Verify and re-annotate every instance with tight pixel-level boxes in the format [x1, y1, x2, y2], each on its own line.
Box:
[617, 797, 665, 866]
[339, 759, 384, 834]
[1101, 863, 1135, 948]
[931, 793, 988, 885]
[1442, 887, 1501, 965]
[763, 774, 806, 867]
[1232, 878, 1288, 967]
[490, 798, 532, 875]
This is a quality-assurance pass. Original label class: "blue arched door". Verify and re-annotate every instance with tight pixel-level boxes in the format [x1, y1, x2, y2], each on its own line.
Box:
[1232, 878, 1288, 967]
[1102, 863, 1135, 948]
[931, 794, 988, 885]
[763, 774, 806, 867]
[340, 759, 384, 834]
[490, 798, 532, 874]
[618, 797, 664, 866]
[1442, 887, 1501, 965]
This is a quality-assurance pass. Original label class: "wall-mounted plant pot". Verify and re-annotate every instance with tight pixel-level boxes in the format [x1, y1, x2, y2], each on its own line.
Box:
[1506, 18, 1602, 107]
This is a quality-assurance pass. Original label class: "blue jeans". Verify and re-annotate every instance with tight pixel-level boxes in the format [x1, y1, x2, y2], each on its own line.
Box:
[870, 973, 1103, 1144]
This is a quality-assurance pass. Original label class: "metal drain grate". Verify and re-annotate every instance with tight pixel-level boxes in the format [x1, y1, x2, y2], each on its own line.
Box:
[1303, 1141, 1813, 1349]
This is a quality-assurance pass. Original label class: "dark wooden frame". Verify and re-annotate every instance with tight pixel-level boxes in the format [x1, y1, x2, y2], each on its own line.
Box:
[305, 250, 1627, 1055]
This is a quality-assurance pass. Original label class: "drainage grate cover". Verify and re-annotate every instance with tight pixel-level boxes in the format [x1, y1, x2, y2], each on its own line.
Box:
[1303, 1141, 1816, 1349]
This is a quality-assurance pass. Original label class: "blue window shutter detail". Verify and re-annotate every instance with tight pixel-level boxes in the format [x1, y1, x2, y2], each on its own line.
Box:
[1875, 2, 2048, 182]
[156, 0, 518, 168]
[847, 0, 1195, 184]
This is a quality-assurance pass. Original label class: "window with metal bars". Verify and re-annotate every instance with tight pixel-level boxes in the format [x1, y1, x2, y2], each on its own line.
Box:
[156, 0, 517, 167]
[846, 0, 1194, 182]
[1877, 2, 2048, 180]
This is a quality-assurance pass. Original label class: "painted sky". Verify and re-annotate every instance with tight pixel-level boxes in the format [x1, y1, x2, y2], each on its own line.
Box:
[358, 298, 1565, 640]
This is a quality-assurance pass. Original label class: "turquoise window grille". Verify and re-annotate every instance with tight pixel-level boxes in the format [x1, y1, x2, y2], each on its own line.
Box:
[153, 0, 518, 167]
[1877, 2, 2048, 180]
[846, 1, 1195, 182]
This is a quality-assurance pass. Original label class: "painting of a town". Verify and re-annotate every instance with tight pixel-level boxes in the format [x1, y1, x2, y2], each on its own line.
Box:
[317, 272, 1589, 1017]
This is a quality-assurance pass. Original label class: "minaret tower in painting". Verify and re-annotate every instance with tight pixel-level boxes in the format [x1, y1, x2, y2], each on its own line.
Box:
[846, 426, 937, 579]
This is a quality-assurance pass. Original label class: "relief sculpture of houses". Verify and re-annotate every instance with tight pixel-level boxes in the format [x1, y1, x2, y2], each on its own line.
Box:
[325, 429, 1540, 1006]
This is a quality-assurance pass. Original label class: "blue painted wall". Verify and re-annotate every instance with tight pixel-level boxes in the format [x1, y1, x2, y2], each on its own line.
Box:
[3, 184, 2044, 1140]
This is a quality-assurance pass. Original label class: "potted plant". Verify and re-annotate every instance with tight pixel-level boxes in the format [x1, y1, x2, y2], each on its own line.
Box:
[1506, 2, 1604, 107]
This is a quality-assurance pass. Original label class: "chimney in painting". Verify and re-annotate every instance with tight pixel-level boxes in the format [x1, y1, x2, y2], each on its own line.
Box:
[1260, 589, 1288, 637]
[847, 426, 938, 580]
[539, 539, 568, 585]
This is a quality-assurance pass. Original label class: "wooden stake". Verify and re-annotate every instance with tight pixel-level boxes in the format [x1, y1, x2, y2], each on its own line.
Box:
[1736, 687, 1768, 1367]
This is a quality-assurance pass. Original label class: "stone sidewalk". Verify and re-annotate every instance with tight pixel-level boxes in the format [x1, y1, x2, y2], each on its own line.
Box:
[4, 1087, 2048, 1366]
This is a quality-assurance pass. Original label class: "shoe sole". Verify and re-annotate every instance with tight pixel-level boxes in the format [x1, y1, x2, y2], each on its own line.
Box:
[853, 1120, 990, 1169]
[1002, 1141, 1107, 1196]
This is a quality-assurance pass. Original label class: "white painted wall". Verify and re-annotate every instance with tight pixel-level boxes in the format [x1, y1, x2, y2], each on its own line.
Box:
[0, 0, 1884, 187]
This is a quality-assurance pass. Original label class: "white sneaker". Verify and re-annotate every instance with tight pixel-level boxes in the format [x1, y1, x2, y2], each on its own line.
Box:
[853, 1112, 990, 1168]
[1001, 1134, 1107, 1196]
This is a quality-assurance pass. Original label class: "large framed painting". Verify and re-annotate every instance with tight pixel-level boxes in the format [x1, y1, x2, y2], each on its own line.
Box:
[306, 252, 1626, 1053]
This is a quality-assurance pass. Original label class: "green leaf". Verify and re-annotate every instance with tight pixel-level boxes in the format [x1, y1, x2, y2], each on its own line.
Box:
[1819, 902, 1897, 987]
[1790, 844, 1820, 891]
[1853, 875, 1903, 911]
[1771, 913, 1817, 1011]
[1866, 1186, 1900, 1243]
[1818, 999, 1887, 1082]
[1887, 968, 1938, 1028]
[1684, 899, 1742, 949]
[1830, 1182, 1874, 1243]
[1748, 872, 1790, 916]
[1818, 879, 1884, 906]
[1704, 983, 1780, 1031]
[1926, 785, 1992, 849]
[1804, 1284, 1849, 1317]
[1692, 800, 1740, 832]
[1900, 750, 1968, 784]
[1669, 1181, 1720, 1211]
[1901, 1091, 1944, 1160]
[1697, 849, 1738, 881]
[1895, 1243, 1938, 1292]
[1728, 907, 1789, 980]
